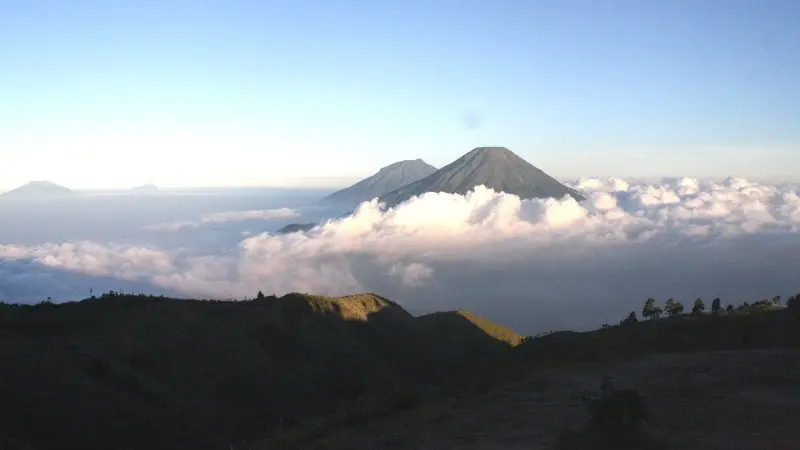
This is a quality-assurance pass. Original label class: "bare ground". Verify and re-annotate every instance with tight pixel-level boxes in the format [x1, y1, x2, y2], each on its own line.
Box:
[291, 349, 800, 450]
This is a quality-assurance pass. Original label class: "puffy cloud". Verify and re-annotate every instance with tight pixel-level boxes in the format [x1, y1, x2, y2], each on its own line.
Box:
[3, 177, 800, 333]
[0, 242, 176, 280]
[144, 208, 299, 232]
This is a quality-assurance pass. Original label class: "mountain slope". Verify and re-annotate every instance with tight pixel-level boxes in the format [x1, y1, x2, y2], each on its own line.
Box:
[2, 180, 74, 198]
[379, 147, 584, 207]
[276, 222, 318, 234]
[323, 159, 437, 205]
[0, 292, 518, 450]
[418, 310, 524, 348]
[255, 307, 800, 450]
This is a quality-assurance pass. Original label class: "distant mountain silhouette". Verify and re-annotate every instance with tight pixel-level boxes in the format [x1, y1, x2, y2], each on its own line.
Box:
[323, 159, 437, 206]
[276, 222, 318, 234]
[131, 184, 159, 194]
[379, 147, 585, 208]
[2, 181, 74, 198]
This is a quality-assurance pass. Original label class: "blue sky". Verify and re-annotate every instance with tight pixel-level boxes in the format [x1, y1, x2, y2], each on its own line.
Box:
[1, 0, 798, 190]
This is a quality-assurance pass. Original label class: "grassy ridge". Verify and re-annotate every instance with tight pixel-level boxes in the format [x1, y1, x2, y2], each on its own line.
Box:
[0, 292, 516, 450]
[517, 308, 800, 365]
[1, 292, 798, 450]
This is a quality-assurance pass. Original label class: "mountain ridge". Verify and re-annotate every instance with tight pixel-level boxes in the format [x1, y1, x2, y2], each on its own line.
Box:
[323, 159, 437, 205]
[379, 147, 585, 207]
[131, 184, 159, 194]
[2, 180, 74, 198]
[0, 291, 516, 450]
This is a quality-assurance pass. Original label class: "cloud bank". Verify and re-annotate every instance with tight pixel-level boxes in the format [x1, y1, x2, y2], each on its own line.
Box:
[144, 208, 299, 232]
[2, 177, 799, 333]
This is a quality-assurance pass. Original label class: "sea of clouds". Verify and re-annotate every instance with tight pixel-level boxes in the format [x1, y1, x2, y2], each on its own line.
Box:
[1, 176, 799, 334]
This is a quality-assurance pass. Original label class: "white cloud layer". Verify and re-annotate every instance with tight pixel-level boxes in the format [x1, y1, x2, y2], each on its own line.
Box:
[2, 177, 800, 333]
[0, 242, 176, 280]
[144, 208, 299, 232]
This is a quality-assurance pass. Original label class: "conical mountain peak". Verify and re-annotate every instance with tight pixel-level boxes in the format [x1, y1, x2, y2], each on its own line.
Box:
[2, 180, 74, 198]
[379, 147, 584, 207]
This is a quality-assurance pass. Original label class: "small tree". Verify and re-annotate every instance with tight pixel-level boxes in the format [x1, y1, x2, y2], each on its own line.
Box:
[772, 296, 781, 307]
[642, 298, 657, 320]
[726, 304, 734, 313]
[256, 291, 266, 301]
[651, 306, 663, 320]
[788, 294, 798, 309]
[664, 298, 676, 316]
[711, 297, 722, 315]
[691, 298, 705, 315]
[665, 299, 684, 317]
[741, 301, 750, 311]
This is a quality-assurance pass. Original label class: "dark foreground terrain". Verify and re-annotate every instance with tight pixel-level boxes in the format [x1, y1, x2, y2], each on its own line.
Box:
[0, 292, 798, 450]
[0, 292, 519, 450]
[265, 349, 799, 449]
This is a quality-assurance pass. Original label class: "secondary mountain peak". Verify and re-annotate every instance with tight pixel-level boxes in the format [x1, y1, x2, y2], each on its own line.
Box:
[378, 146, 585, 207]
[131, 184, 159, 194]
[322, 159, 437, 206]
[2, 180, 74, 198]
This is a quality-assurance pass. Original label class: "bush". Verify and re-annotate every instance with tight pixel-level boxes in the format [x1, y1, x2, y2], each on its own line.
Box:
[554, 378, 663, 449]
[582, 389, 648, 430]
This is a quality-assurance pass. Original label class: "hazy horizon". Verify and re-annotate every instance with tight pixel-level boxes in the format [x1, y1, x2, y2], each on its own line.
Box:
[2, 1, 799, 190]
[2, 177, 798, 335]
[3, 168, 800, 194]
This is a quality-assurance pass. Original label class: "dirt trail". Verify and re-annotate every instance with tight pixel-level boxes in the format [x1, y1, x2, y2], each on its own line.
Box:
[298, 349, 800, 449]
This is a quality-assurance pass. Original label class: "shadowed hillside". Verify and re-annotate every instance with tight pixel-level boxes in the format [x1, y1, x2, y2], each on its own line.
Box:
[419, 310, 524, 348]
[2, 292, 798, 450]
[255, 303, 800, 450]
[517, 308, 800, 366]
[0, 292, 514, 450]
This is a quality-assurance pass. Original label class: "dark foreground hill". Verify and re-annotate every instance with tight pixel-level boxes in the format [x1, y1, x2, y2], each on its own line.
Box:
[0, 293, 517, 450]
[2, 292, 799, 450]
[379, 147, 585, 208]
[323, 159, 437, 206]
[256, 306, 800, 450]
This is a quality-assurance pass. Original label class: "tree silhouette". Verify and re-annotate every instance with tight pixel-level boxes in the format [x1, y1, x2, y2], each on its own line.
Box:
[665, 299, 684, 317]
[620, 311, 638, 326]
[711, 297, 722, 315]
[664, 298, 676, 316]
[642, 298, 664, 320]
[691, 298, 705, 315]
[256, 291, 266, 301]
[726, 304, 734, 313]
[772, 296, 781, 307]
[642, 298, 656, 320]
[787, 294, 798, 309]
